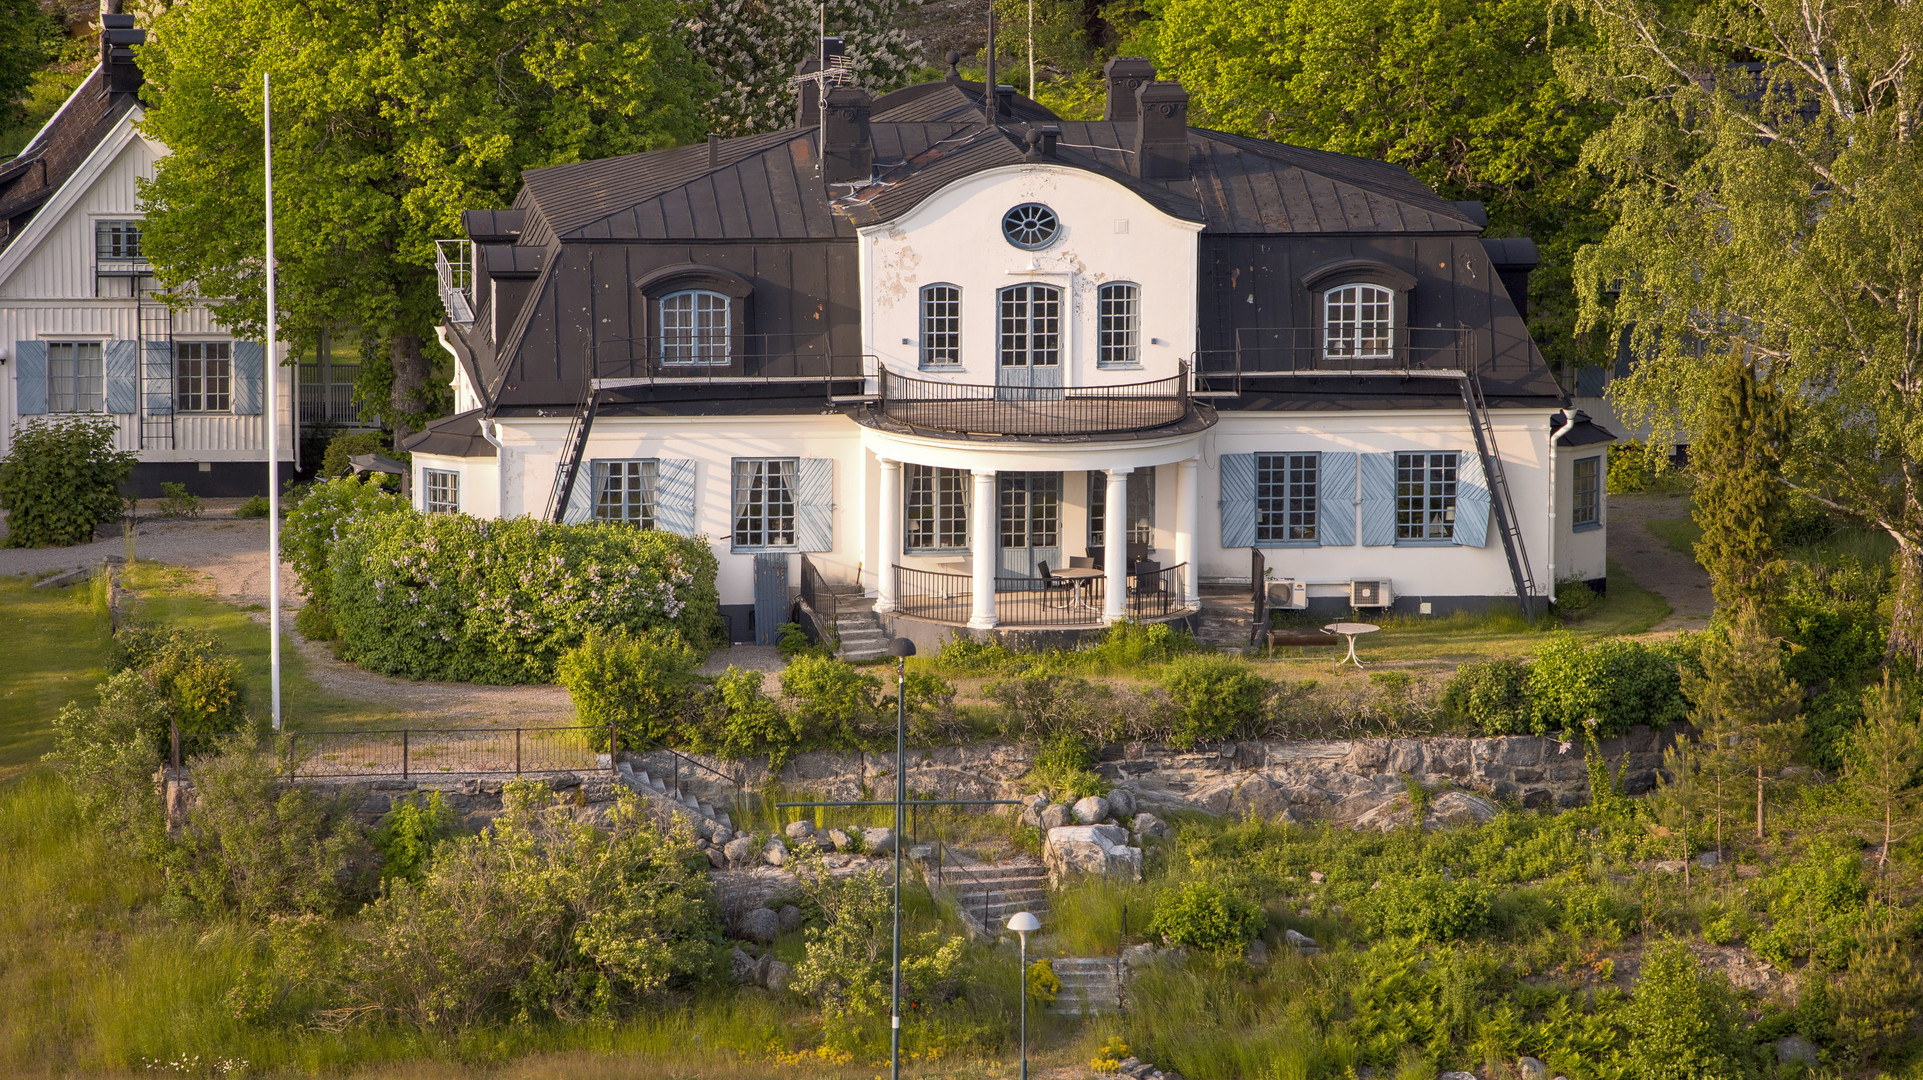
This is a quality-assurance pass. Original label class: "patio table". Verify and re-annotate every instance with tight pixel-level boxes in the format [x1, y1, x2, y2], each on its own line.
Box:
[1322, 622, 1380, 668]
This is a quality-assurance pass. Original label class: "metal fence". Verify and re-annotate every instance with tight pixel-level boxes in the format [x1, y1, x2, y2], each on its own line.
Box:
[878, 367, 1189, 437]
[285, 725, 612, 779]
[896, 565, 973, 624]
[894, 563, 1188, 627]
[592, 333, 871, 384]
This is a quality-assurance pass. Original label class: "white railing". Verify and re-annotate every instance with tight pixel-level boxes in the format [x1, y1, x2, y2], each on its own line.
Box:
[434, 239, 475, 325]
[299, 382, 371, 426]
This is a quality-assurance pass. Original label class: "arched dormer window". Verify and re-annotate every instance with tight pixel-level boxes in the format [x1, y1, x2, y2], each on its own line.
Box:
[635, 263, 753, 370]
[1323, 283, 1393, 361]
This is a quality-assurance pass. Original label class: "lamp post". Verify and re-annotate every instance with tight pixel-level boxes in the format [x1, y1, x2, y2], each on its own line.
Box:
[886, 635, 916, 1080]
[1007, 910, 1040, 1080]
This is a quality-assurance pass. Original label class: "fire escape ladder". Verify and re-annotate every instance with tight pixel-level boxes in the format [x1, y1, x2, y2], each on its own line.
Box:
[1458, 369, 1539, 619]
[545, 388, 601, 523]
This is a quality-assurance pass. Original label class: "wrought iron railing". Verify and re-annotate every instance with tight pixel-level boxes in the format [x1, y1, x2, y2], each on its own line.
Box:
[1125, 562, 1186, 620]
[285, 725, 612, 779]
[1192, 326, 1483, 387]
[877, 366, 1189, 437]
[896, 565, 971, 624]
[798, 554, 839, 650]
[592, 333, 871, 384]
[893, 563, 1188, 626]
[433, 240, 475, 325]
[298, 381, 371, 426]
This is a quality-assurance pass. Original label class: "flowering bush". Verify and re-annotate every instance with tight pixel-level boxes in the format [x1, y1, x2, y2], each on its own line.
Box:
[682, 0, 920, 136]
[297, 484, 721, 683]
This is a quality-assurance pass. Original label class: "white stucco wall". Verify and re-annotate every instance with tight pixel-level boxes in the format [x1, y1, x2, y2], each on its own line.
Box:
[1553, 443, 1608, 586]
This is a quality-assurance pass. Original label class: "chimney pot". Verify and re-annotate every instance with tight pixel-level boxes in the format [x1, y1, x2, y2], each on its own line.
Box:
[708, 132, 720, 168]
[1103, 57, 1156, 122]
[821, 85, 873, 185]
[996, 84, 1015, 118]
[1133, 80, 1190, 180]
[1039, 126, 1060, 159]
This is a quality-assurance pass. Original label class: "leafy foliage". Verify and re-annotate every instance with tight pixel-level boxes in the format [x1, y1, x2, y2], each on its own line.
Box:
[155, 482, 204, 521]
[45, 669, 170, 848]
[108, 623, 247, 742]
[789, 853, 893, 1017]
[319, 432, 395, 480]
[1025, 732, 1110, 801]
[1525, 635, 1689, 737]
[683, 0, 919, 135]
[1619, 942, 1741, 1080]
[282, 476, 409, 637]
[557, 628, 703, 747]
[1148, 880, 1265, 954]
[372, 791, 457, 884]
[233, 494, 271, 519]
[779, 654, 882, 749]
[1158, 653, 1272, 747]
[693, 665, 796, 764]
[0, 416, 136, 548]
[1364, 874, 1494, 943]
[1439, 658, 1532, 734]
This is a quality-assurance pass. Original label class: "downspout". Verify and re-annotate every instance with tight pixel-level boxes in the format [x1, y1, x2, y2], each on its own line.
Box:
[1547, 408, 1579, 606]
[479, 415, 507, 518]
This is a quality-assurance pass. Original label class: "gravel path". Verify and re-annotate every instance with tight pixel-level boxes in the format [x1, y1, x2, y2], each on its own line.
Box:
[1608, 492, 1714, 633]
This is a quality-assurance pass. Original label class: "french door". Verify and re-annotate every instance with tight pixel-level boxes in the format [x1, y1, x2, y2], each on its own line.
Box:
[997, 283, 1063, 401]
[998, 471, 1062, 582]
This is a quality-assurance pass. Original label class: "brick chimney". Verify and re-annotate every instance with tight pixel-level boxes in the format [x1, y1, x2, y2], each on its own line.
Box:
[1103, 57, 1156, 122]
[99, 2, 144, 100]
[1133, 80, 1190, 180]
[794, 36, 846, 128]
[821, 86, 873, 185]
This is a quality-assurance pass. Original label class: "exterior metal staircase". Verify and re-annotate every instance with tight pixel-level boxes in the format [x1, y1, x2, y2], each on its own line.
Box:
[544, 388, 601, 523]
[1456, 371, 1540, 617]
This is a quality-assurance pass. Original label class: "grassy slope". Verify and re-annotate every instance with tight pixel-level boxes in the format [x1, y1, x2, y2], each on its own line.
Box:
[0, 577, 111, 780]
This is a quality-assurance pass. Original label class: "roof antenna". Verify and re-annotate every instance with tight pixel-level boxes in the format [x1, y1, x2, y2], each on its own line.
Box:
[983, 4, 997, 126]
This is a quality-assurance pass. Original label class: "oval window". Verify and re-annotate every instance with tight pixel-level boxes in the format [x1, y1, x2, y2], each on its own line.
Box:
[1001, 203, 1060, 250]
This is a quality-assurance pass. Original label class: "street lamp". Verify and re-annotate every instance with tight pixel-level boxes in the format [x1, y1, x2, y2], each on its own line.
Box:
[1007, 910, 1041, 1080]
[886, 636, 916, 1080]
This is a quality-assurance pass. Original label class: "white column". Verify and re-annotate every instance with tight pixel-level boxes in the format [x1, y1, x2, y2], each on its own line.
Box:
[1176, 458, 1200, 607]
[876, 458, 902, 613]
[1103, 467, 1130, 623]
[969, 469, 998, 628]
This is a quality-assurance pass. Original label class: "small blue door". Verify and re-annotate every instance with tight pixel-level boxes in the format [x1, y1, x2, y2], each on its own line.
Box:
[753, 553, 789, 646]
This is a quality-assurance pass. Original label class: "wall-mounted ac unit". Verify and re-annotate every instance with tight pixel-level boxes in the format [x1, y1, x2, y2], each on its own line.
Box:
[1266, 579, 1308, 610]
[1350, 579, 1394, 609]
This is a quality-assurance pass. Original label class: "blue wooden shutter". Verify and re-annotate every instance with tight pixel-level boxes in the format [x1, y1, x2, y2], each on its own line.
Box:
[14, 341, 47, 415]
[1453, 451, 1491, 547]
[144, 341, 172, 414]
[232, 341, 265, 415]
[561, 459, 598, 523]
[656, 458, 697, 536]
[1360, 452, 1398, 547]
[795, 457, 833, 552]
[1218, 453, 1255, 547]
[1317, 451, 1357, 546]
[104, 339, 139, 414]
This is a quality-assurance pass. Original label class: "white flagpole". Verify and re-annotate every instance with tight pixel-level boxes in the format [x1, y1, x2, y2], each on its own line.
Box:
[264, 71, 282, 731]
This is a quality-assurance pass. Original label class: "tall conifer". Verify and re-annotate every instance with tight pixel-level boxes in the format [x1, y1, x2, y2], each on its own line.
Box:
[1690, 357, 1792, 615]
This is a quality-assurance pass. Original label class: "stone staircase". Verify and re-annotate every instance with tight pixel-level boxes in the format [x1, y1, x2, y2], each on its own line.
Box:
[805, 583, 890, 662]
[1047, 957, 1126, 1016]
[615, 758, 734, 835]
[1194, 586, 1258, 652]
[926, 857, 1048, 939]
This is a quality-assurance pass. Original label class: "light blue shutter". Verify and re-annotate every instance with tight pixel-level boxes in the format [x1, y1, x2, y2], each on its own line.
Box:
[232, 341, 265, 415]
[1453, 451, 1490, 547]
[104, 339, 139, 414]
[1218, 453, 1255, 547]
[14, 341, 47, 414]
[795, 457, 834, 552]
[1360, 452, 1398, 547]
[144, 341, 172, 414]
[561, 459, 597, 523]
[656, 458, 697, 536]
[1317, 451, 1357, 547]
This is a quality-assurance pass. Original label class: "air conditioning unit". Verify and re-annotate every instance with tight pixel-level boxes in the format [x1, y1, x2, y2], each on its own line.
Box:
[1266, 578, 1307, 610]
[1350, 579, 1394, 609]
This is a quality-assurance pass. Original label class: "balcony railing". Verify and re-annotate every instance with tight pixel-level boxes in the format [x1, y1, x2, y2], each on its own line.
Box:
[876, 367, 1189, 437]
[1193, 326, 1483, 387]
[894, 562, 1188, 627]
[299, 381, 372, 427]
[435, 239, 475, 325]
[592, 333, 871, 385]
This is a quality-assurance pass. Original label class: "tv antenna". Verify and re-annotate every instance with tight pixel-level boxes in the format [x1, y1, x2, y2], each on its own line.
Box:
[787, 10, 855, 141]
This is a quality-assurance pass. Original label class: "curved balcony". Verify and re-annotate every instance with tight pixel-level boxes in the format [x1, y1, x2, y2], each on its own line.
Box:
[867, 367, 1208, 440]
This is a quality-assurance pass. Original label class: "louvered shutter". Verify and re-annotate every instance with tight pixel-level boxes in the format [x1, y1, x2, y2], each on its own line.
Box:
[794, 457, 834, 552]
[14, 341, 47, 415]
[1317, 451, 1357, 547]
[1218, 453, 1255, 547]
[1453, 451, 1491, 548]
[1360, 452, 1398, 547]
[232, 341, 265, 415]
[144, 341, 172, 414]
[655, 458, 697, 536]
[104, 339, 139, 414]
[561, 459, 597, 523]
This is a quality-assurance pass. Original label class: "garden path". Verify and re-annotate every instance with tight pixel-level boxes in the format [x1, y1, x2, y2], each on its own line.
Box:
[1607, 492, 1714, 634]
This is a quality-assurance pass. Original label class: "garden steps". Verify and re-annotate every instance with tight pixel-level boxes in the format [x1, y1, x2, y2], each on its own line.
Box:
[925, 857, 1050, 939]
[828, 593, 890, 663]
[1046, 957, 1125, 1016]
[615, 760, 733, 834]
[1194, 588, 1258, 652]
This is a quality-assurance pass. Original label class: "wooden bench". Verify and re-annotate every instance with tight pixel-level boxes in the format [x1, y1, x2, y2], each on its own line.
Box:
[1266, 629, 1338, 650]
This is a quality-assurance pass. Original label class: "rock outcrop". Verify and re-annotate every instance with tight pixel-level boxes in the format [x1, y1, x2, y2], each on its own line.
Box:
[1044, 824, 1143, 887]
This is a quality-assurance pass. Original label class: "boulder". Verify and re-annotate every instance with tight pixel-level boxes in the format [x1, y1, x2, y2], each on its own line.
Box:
[777, 904, 804, 933]
[1284, 929, 1318, 951]
[1072, 795, 1111, 825]
[730, 946, 759, 983]
[1696, 850, 1721, 868]
[827, 828, 854, 852]
[706, 848, 727, 869]
[1440, 1073, 1478, 1080]
[1121, 943, 1158, 969]
[1517, 1057, 1547, 1080]
[784, 820, 815, 840]
[1308, 871, 1325, 884]
[763, 838, 788, 867]
[722, 836, 756, 867]
[741, 907, 780, 943]
[862, 827, 896, 855]
[1043, 824, 1142, 887]
[759, 957, 793, 993]
[1019, 793, 1048, 828]
[1426, 790, 1498, 829]
[1244, 938, 1269, 968]
[1106, 787, 1136, 818]
[1133, 812, 1168, 839]
[1039, 803, 1072, 830]
[1775, 1035, 1818, 1066]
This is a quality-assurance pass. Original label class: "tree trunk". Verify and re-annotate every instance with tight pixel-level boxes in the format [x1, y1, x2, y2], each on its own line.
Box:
[1891, 532, 1923, 668]
[389, 331, 432, 449]
[1715, 776, 1724, 859]
[1755, 763, 1765, 841]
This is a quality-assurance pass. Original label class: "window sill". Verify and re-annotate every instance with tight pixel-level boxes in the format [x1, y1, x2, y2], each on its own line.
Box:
[917, 363, 964, 373]
[731, 545, 799, 554]
[905, 548, 971, 557]
[1095, 362, 1145, 371]
[1572, 520, 1603, 533]
[1392, 538, 1457, 548]
[1253, 539, 1321, 549]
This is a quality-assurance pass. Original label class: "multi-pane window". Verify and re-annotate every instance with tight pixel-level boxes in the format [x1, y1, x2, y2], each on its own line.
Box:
[1324, 283, 1393, 360]
[999, 473, 1059, 549]
[658, 289, 730, 364]
[905, 464, 969, 551]
[732, 458, 797, 548]
[1097, 283, 1140, 366]
[175, 341, 232, 412]
[1087, 470, 1154, 549]
[424, 470, 460, 515]
[595, 459, 658, 527]
[919, 284, 961, 366]
[94, 220, 152, 298]
[47, 342, 104, 413]
[1396, 451, 1458, 540]
[997, 284, 1061, 368]
[1573, 456, 1601, 528]
[1256, 454, 1318, 543]
[95, 220, 142, 259]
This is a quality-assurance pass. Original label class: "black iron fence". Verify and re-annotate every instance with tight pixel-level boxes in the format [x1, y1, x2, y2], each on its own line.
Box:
[285, 725, 613, 779]
[593, 333, 871, 384]
[893, 563, 1187, 626]
[878, 367, 1188, 437]
[1193, 326, 1491, 391]
[896, 564, 972, 624]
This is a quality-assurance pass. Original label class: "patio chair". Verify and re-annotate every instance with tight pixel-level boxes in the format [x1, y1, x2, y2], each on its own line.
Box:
[1068, 555, 1094, 570]
[1129, 558, 1168, 615]
[1038, 562, 1074, 607]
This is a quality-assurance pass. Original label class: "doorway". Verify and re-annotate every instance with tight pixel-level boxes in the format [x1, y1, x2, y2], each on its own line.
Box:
[996, 283, 1063, 402]
[998, 472, 1062, 582]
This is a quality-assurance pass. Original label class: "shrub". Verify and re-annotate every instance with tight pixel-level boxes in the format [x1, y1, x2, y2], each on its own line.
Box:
[0, 415, 136, 547]
[283, 475, 409, 628]
[1606, 441, 1681, 494]
[346, 783, 713, 1028]
[1833, 937, 1922, 1064]
[789, 852, 893, 1017]
[155, 481, 203, 519]
[234, 494, 271, 518]
[1025, 732, 1110, 800]
[1159, 654, 1271, 748]
[1440, 659, 1531, 735]
[931, 632, 1019, 674]
[1526, 635, 1688, 737]
[1026, 958, 1062, 1005]
[781, 654, 882, 749]
[319, 430, 395, 479]
[1081, 620, 1205, 668]
[1620, 942, 1741, 1080]
[168, 748, 373, 922]
[1365, 874, 1493, 943]
[1553, 576, 1597, 619]
[695, 665, 796, 764]
[557, 628, 702, 747]
[326, 508, 722, 683]
[1148, 880, 1264, 954]
[887, 669, 960, 743]
[776, 620, 827, 659]
[373, 791, 457, 883]
[109, 623, 246, 740]
[45, 668, 170, 847]
[1750, 837, 1871, 969]
[989, 670, 1119, 743]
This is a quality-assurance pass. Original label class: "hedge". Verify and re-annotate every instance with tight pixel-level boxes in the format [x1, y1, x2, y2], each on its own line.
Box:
[1440, 635, 1692, 738]
[291, 479, 721, 684]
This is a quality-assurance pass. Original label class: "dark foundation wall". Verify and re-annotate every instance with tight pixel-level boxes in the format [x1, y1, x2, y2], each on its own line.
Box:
[125, 461, 297, 499]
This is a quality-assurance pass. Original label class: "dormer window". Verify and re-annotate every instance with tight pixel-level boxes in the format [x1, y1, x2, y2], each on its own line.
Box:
[1323, 283, 1393, 360]
[658, 289, 731, 364]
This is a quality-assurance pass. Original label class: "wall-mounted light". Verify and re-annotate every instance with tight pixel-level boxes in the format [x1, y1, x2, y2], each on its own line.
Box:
[1149, 338, 1164, 346]
[901, 338, 912, 345]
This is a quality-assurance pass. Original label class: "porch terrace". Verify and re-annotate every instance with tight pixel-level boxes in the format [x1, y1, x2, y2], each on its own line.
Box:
[892, 562, 1191, 628]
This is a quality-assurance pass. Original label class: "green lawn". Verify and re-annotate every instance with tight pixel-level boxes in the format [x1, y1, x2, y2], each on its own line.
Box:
[1645, 516, 1702, 556]
[0, 576, 112, 780]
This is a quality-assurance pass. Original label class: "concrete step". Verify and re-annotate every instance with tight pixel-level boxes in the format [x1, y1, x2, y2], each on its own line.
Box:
[938, 866, 1046, 883]
[957, 886, 1048, 904]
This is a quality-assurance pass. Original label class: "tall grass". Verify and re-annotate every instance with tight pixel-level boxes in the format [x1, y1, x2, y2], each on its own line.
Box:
[1047, 877, 1158, 957]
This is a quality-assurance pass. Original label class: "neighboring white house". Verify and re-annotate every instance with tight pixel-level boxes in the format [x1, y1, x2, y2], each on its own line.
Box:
[411, 52, 1612, 645]
[0, 14, 294, 496]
